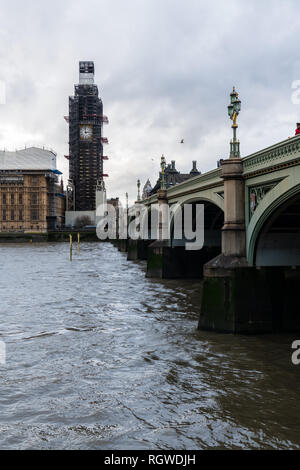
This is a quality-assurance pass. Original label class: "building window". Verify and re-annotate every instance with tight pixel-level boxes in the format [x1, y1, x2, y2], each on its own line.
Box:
[2, 194, 6, 204]
[32, 176, 38, 185]
[3, 210, 6, 221]
[31, 210, 39, 221]
[19, 194, 23, 204]
[31, 193, 38, 205]
[11, 210, 14, 221]
[11, 194, 14, 204]
[19, 210, 23, 221]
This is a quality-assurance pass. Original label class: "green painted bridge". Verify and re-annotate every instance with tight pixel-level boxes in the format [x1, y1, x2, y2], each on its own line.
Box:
[141, 134, 300, 267]
[120, 134, 300, 333]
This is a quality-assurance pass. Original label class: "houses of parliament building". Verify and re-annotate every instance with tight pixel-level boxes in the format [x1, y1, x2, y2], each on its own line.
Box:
[0, 147, 65, 233]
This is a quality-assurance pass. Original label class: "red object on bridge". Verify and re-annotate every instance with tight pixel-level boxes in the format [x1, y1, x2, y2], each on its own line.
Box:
[102, 156, 109, 160]
[101, 138, 109, 144]
[101, 174, 109, 177]
[295, 128, 300, 135]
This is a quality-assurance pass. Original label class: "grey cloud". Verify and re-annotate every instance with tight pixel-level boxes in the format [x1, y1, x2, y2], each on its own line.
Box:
[0, 0, 299, 201]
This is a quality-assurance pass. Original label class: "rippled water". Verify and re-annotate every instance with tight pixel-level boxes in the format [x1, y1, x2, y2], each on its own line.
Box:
[0, 242, 300, 449]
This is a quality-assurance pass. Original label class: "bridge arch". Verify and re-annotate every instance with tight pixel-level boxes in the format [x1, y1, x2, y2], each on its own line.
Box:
[170, 190, 224, 212]
[247, 181, 300, 265]
[169, 196, 224, 249]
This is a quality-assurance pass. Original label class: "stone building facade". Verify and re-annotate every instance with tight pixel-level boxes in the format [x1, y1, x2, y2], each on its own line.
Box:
[0, 147, 65, 233]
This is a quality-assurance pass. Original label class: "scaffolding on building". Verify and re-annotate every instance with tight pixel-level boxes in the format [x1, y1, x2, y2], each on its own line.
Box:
[66, 62, 108, 211]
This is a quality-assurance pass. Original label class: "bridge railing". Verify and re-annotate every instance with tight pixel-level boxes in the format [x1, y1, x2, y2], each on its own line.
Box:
[242, 134, 300, 175]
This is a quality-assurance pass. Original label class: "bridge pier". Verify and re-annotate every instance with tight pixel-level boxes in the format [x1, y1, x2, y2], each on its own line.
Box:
[146, 245, 220, 279]
[200, 263, 300, 333]
[200, 256, 268, 333]
[146, 189, 169, 277]
[127, 239, 152, 260]
[118, 238, 128, 253]
[200, 157, 258, 333]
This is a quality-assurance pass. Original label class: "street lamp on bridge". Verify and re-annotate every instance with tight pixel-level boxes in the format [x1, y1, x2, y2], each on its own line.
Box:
[160, 155, 166, 190]
[137, 180, 141, 202]
[228, 87, 241, 158]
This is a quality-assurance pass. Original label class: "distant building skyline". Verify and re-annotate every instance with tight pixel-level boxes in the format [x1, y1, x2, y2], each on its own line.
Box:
[148, 159, 200, 197]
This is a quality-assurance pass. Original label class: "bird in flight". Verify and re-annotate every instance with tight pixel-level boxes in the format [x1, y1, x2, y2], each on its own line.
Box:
[180, 139, 184, 144]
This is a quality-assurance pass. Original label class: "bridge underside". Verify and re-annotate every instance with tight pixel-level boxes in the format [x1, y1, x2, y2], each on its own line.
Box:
[255, 194, 300, 266]
[171, 201, 223, 248]
[200, 190, 300, 333]
[147, 201, 224, 279]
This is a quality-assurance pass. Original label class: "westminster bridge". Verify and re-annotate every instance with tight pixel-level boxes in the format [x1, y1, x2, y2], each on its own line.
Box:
[117, 134, 300, 334]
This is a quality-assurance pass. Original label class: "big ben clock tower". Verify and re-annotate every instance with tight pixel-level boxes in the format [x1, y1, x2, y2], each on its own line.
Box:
[68, 61, 108, 211]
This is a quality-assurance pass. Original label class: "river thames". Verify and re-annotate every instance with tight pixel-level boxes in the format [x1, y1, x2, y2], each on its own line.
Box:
[0, 242, 299, 449]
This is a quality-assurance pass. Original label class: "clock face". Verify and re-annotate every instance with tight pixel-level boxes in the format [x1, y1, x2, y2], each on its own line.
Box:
[80, 125, 93, 141]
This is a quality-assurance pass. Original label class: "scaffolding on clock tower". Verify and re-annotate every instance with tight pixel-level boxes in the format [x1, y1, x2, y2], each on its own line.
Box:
[65, 61, 109, 211]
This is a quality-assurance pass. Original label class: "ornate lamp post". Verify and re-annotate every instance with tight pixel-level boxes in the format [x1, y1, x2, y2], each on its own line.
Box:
[125, 192, 129, 240]
[160, 154, 166, 189]
[228, 87, 241, 158]
[137, 180, 141, 201]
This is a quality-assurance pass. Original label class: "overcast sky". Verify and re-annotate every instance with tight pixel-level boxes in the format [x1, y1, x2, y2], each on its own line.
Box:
[0, 0, 300, 204]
